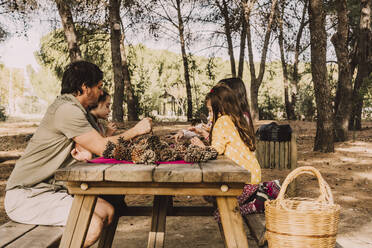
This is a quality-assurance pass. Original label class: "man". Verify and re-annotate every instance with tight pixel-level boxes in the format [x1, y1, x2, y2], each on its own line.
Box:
[4, 61, 152, 247]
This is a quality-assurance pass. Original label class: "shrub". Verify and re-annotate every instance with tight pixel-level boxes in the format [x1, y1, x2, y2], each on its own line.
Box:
[0, 105, 7, 121]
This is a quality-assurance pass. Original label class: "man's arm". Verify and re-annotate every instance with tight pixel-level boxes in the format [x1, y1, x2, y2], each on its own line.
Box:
[73, 118, 152, 156]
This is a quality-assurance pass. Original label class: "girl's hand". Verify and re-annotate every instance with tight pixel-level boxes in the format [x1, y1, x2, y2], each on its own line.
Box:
[174, 130, 184, 142]
[190, 137, 206, 148]
[106, 122, 117, 136]
[71, 145, 92, 162]
[188, 127, 209, 139]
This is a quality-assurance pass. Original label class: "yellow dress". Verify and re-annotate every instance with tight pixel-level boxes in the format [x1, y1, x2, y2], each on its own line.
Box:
[211, 115, 261, 184]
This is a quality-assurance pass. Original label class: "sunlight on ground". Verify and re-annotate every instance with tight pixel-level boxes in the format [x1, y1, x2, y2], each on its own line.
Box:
[338, 195, 359, 203]
[354, 171, 372, 181]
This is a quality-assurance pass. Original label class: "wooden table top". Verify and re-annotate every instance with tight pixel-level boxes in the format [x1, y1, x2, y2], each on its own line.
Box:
[55, 157, 250, 184]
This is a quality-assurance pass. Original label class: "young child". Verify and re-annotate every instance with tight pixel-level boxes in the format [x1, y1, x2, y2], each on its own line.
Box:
[190, 83, 261, 184]
[174, 77, 253, 143]
[71, 90, 117, 161]
[219, 77, 254, 129]
[87, 90, 117, 137]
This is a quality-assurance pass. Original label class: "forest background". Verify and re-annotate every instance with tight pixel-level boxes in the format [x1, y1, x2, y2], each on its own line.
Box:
[0, 1, 372, 247]
[0, 0, 371, 152]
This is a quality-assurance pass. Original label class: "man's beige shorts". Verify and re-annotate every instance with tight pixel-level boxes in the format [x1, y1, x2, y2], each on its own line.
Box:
[4, 186, 73, 226]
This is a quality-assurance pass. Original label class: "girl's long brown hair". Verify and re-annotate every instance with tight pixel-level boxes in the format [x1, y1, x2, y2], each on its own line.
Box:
[207, 84, 256, 151]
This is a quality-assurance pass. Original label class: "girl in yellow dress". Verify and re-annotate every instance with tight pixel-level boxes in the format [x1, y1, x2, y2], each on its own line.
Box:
[191, 82, 261, 184]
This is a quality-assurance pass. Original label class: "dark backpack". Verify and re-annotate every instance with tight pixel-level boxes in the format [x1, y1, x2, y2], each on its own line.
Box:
[256, 122, 292, 142]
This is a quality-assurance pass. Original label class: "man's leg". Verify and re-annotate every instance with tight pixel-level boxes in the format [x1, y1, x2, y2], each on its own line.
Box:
[5, 187, 115, 247]
[84, 197, 115, 247]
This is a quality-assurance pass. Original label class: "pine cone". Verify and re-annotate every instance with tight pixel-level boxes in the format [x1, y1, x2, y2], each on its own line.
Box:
[159, 148, 177, 161]
[118, 136, 132, 147]
[103, 141, 116, 158]
[184, 145, 218, 163]
[184, 145, 204, 162]
[146, 135, 161, 151]
[141, 149, 157, 164]
[203, 147, 218, 161]
[131, 145, 145, 163]
[113, 145, 132, 161]
[174, 144, 187, 160]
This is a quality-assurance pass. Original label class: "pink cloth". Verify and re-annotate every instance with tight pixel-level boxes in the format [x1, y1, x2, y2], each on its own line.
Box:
[88, 157, 192, 164]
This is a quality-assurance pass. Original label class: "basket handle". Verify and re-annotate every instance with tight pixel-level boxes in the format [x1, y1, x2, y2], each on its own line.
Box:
[277, 166, 334, 204]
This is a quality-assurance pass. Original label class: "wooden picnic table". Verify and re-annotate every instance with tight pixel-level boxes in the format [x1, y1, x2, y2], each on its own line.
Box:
[55, 157, 251, 248]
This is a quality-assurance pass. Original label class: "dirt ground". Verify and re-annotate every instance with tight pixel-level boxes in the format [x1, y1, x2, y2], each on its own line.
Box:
[0, 120, 371, 248]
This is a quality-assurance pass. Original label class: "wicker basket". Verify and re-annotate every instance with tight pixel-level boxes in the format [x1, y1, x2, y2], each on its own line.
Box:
[265, 166, 341, 248]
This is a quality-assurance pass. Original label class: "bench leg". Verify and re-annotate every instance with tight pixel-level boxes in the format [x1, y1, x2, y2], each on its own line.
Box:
[97, 213, 119, 248]
[216, 196, 249, 248]
[147, 195, 170, 248]
[59, 195, 97, 248]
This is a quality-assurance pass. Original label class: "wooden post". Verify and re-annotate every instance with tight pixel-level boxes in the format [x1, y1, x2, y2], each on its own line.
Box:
[274, 142, 280, 169]
[284, 141, 289, 169]
[59, 195, 97, 248]
[216, 197, 249, 248]
[279, 142, 285, 170]
[147, 195, 170, 248]
[255, 140, 263, 168]
[287, 133, 297, 197]
[269, 142, 275, 169]
[264, 141, 270, 168]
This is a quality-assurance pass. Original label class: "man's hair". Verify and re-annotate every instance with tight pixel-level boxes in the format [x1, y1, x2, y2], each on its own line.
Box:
[61, 61, 103, 95]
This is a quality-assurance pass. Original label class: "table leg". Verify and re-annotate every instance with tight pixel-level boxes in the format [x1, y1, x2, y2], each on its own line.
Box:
[59, 195, 97, 248]
[147, 195, 170, 248]
[216, 196, 249, 248]
[97, 213, 119, 248]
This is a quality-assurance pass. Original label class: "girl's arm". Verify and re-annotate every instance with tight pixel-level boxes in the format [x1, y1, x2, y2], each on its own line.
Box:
[210, 116, 228, 154]
[190, 116, 228, 155]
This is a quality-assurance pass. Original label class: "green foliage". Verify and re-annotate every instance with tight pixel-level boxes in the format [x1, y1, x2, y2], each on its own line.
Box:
[297, 81, 316, 121]
[258, 89, 285, 120]
[36, 28, 327, 121]
[361, 73, 372, 120]
[26, 65, 60, 104]
[40, 27, 233, 117]
[36, 26, 112, 85]
[0, 105, 6, 121]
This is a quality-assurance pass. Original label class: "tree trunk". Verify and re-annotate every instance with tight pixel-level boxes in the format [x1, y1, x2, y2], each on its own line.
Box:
[292, 0, 308, 118]
[120, 31, 139, 121]
[238, 12, 247, 78]
[55, 0, 81, 62]
[308, 0, 334, 152]
[217, 0, 236, 77]
[331, 0, 353, 141]
[349, 0, 372, 130]
[278, 0, 296, 120]
[176, 0, 193, 121]
[243, 0, 278, 120]
[109, 0, 124, 122]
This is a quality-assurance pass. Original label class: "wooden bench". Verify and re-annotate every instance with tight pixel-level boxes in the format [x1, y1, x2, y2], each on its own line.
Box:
[0, 221, 63, 248]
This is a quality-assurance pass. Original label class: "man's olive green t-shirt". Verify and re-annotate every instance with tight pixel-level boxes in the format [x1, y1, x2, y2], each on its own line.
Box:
[6, 94, 94, 190]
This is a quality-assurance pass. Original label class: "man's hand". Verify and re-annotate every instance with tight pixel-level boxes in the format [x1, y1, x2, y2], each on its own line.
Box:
[133, 117, 152, 136]
[190, 137, 206, 148]
[106, 122, 117, 136]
